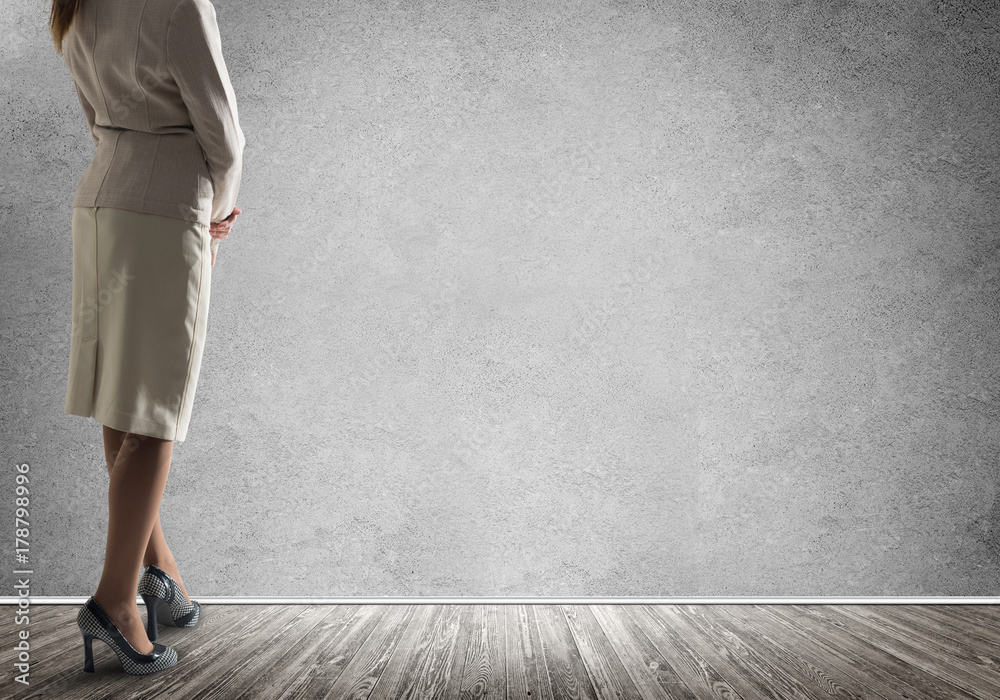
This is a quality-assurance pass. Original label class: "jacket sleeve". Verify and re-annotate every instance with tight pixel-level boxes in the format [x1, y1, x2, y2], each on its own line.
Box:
[166, 0, 245, 224]
[72, 79, 99, 148]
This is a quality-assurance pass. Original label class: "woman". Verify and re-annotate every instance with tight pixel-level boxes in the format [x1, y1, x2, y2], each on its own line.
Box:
[50, 0, 245, 675]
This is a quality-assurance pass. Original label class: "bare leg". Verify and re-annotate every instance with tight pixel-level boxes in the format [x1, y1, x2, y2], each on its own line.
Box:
[102, 426, 192, 604]
[93, 429, 172, 654]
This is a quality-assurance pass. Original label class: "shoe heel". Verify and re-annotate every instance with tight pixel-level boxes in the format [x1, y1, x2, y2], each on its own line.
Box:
[139, 564, 201, 630]
[78, 596, 177, 675]
[141, 594, 164, 641]
[81, 631, 95, 673]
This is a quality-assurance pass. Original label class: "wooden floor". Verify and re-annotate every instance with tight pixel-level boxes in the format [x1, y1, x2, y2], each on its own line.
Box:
[2, 604, 998, 699]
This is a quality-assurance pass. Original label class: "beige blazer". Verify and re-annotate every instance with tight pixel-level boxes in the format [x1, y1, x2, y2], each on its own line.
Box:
[63, 0, 245, 228]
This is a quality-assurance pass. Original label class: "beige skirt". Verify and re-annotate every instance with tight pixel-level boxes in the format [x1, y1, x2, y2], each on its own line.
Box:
[64, 206, 212, 442]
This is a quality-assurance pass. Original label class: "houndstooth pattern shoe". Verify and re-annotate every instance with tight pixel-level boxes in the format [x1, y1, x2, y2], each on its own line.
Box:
[78, 596, 178, 675]
[138, 564, 202, 642]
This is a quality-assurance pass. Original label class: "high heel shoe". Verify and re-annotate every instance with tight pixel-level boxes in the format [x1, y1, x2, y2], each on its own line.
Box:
[138, 563, 202, 642]
[77, 596, 178, 675]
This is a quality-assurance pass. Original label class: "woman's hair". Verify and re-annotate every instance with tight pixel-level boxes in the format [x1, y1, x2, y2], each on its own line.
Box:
[49, 0, 84, 55]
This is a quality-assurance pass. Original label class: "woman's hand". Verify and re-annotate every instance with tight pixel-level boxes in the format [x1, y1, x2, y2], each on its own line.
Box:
[210, 205, 241, 240]
[209, 205, 241, 267]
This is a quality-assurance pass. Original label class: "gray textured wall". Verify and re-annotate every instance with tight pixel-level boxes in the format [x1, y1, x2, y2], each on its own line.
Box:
[1, 0, 998, 597]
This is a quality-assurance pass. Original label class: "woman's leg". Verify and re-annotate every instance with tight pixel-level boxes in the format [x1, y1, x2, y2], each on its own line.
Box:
[101, 426, 192, 603]
[92, 429, 173, 654]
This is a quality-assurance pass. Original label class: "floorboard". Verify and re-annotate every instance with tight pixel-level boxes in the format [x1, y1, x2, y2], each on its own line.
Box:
[2, 604, 998, 699]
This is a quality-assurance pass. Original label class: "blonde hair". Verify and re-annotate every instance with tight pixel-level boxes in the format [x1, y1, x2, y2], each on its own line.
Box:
[49, 0, 84, 55]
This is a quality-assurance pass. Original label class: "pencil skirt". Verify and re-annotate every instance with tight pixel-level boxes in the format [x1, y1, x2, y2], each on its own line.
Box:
[64, 206, 212, 442]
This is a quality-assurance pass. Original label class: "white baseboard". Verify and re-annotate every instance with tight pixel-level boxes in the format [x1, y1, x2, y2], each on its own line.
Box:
[2, 597, 999, 605]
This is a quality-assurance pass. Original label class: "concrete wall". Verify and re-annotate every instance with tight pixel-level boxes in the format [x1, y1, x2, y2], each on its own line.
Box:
[1, 0, 998, 596]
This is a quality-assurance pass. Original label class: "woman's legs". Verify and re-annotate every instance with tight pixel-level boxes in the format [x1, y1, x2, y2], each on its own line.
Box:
[92, 428, 173, 654]
[101, 426, 192, 603]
